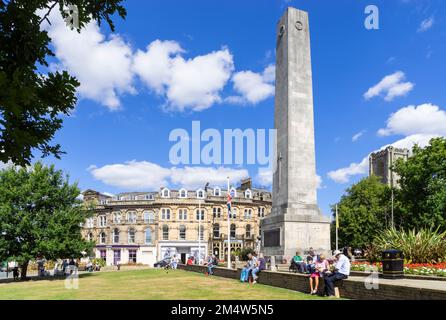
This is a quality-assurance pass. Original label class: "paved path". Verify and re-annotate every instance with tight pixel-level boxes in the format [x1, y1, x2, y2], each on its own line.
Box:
[347, 275, 446, 291]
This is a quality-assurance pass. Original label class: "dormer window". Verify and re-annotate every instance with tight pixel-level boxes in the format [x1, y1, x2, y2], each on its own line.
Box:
[213, 187, 221, 197]
[145, 194, 154, 200]
[179, 189, 188, 198]
[230, 188, 237, 198]
[245, 189, 252, 199]
[196, 189, 205, 199]
[161, 188, 170, 198]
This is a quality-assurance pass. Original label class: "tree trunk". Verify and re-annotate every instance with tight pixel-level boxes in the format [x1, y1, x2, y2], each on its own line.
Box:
[20, 261, 29, 280]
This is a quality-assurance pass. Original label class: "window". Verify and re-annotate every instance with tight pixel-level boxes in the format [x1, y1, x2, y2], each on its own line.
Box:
[113, 228, 120, 243]
[179, 225, 186, 240]
[196, 209, 205, 221]
[213, 224, 220, 238]
[143, 211, 155, 224]
[179, 189, 188, 198]
[230, 224, 236, 238]
[178, 209, 188, 221]
[197, 225, 204, 241]
[244, 209, 252, 219]
[230, 188, 237, 198]
[213, 207, 222, 219]
[86, 218, 94, 228]
[245, 189, 252, 199]
[145, 229, 152, 244]
[128, 250, 137, 263]
[99, 232, 106, 244]
[196, 189, 205, 199]
[128, 228, 136, 244]
[162, 225, 169, 240]
[161, 188, 170, 198]
[230, 208, 237, 219]
[114, 212, 122, 224]
[258, 207, 265, 218]
[98, 215, 107, 227]
[145, 194, 154, 200]
[100, 250, 106, 263]
[245, 225, 251, 238]
[87, 233, 93, 241]
[213, 187, 221, 196]
[161, 208, 171, 220]
[127, 211, 136, 223]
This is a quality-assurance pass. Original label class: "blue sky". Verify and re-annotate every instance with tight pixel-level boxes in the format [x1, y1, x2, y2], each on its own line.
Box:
[34, 0, 446, 217]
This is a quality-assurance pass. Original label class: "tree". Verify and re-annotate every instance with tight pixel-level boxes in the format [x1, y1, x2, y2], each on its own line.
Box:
[393, 137, 446, 231]
[332, 175, 392, 249]
[0, 0, 126, 166]
[0, 162, 93, 279]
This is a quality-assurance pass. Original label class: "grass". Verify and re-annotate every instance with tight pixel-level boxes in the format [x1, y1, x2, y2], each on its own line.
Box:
[0, 268, 325, 300]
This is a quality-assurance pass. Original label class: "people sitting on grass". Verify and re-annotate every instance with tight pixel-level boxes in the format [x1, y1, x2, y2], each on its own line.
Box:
[324, 250, 351, 298]
[251, 253, 266, 284]
[240, 252, 258, 283]
[308, 254, 329, 295]
[290, 251, 307, 273]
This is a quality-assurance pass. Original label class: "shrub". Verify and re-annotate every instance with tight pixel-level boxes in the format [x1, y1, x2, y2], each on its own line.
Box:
[372, 228, 446, 264]
[238, 248, 256, 261]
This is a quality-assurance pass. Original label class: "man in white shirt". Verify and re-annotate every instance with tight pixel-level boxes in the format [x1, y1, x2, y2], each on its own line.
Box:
[324, 250, 351, 298]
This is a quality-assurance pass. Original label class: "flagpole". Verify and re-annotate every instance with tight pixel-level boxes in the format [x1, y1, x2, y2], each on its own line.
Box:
[227, 177, 231, 269]
[335, 204, 339, 251]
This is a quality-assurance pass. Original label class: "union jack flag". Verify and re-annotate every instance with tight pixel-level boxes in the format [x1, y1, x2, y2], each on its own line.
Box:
[227, 189, 235, 213]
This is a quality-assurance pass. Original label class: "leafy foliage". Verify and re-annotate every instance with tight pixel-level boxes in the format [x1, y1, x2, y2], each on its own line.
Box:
[0, 0, 126, 166]
[393, 137, 446, 231]
[373, 228, 446, 264]
[332, 175, 392, 249]
[0, 162, 93, 278]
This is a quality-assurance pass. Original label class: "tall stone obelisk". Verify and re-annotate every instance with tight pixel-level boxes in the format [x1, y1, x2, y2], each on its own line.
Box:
[261, 7, 331, 260]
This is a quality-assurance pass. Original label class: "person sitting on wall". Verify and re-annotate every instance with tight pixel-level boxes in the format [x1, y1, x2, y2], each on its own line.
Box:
[309, 254, 329, 295]
[204, 255, 216, 276]
[324, 250, 351, 298]
[186, 256, 194, 266]
[251, 253, 266, 284]
[240, 252, 257, 283]
[290, 251, 307, 273]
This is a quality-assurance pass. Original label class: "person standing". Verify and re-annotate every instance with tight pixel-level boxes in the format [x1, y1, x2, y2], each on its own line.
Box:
[171, 255, 180, 269]
[324, 250, 351, 298]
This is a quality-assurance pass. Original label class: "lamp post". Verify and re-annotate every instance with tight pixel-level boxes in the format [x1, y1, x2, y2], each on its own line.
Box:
[227, 177, 231, 269]
[198, 199, 202, 264]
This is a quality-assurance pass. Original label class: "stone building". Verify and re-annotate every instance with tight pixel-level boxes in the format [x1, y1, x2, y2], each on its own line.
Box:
[369, 146, 409, 188]
[81, 180, 272, 266]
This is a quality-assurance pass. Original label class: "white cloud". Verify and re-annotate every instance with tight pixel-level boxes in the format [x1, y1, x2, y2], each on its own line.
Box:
[418, 17, 435, 32]
[329, 103, 446, 184]
[378, 103, 446, 137]
[88, 161, 171, 190]
[88, 161, 248, 190]
[133, 40, 234, 112]
[327, 157, 369, 184]
[170, 166, 248, 189]
[352, 131, 366, 142]
[364, 71, 414, 102]
[42, 10, 135, 110]
[230, 64, 275, 104]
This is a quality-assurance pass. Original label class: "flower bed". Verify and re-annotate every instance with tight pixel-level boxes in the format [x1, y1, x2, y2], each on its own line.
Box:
[351, 261, 446, 277]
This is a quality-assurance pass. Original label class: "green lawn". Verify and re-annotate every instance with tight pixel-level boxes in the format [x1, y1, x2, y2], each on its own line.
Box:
[0, 268, 324, 300]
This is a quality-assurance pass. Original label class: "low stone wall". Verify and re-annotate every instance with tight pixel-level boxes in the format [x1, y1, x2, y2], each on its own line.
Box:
[178, 264, 446, 300]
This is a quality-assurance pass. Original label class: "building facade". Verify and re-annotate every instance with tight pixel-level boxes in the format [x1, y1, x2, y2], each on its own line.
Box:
[369, 146, 409, 188]
[81, 180, 272, 267]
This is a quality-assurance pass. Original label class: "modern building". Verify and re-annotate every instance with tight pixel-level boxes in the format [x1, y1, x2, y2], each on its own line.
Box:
[369, 146, 409, 188]
[81, 179, 272, 267]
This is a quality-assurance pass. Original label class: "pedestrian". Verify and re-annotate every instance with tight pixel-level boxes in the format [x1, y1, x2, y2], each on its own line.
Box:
[116, 259, 121, 271]
[171, 255, 179, 269]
